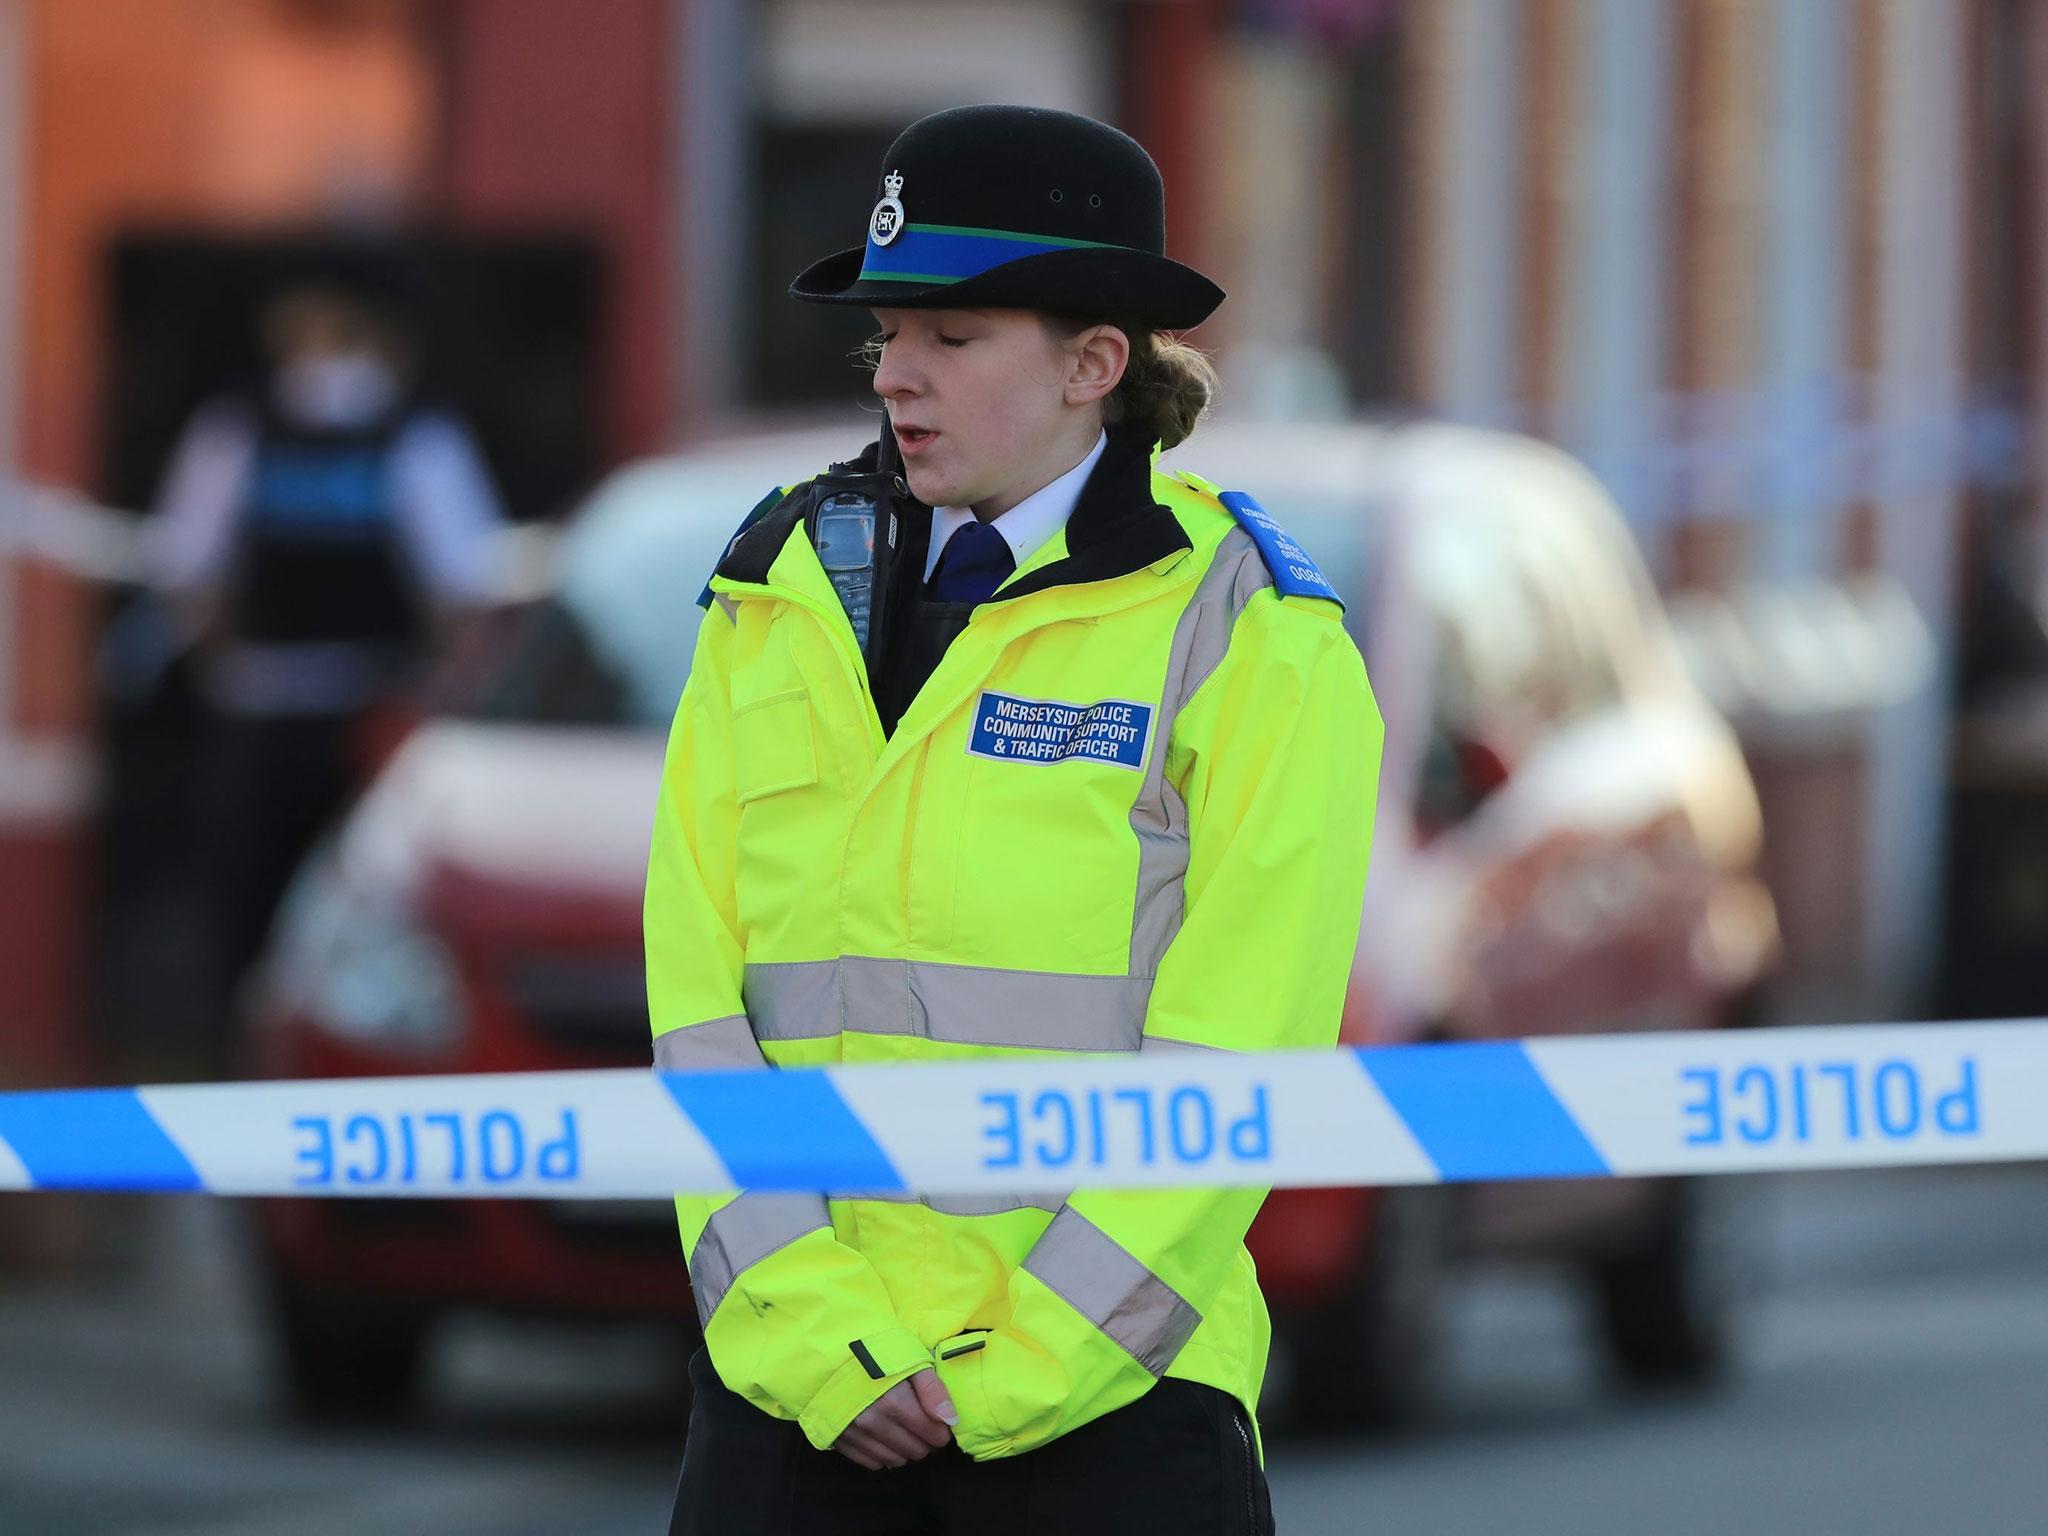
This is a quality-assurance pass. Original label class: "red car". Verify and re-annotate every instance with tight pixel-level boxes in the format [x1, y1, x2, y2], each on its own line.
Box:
[247, 421, 1777, 1424]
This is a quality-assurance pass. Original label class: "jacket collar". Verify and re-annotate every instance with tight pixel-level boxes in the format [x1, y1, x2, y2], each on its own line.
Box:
[991, 421, 1190, 601]
[713, 420, 1190, 602]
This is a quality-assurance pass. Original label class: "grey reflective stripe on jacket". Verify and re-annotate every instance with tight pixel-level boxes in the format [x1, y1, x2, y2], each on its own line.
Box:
[849, 1189, 1069, 1216]
[746, 957, 1151, 1052]
[1019, 1207, 1202, 1376]
[743, 960, 840, 1042]
[1129, 526, 1272, 979]
[652, 1014, 763, 1071]
[687, 1192, 829, 1328]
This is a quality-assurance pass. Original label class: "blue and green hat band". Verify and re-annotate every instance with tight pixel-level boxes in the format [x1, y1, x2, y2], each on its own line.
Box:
[858, 223, 1131, 286]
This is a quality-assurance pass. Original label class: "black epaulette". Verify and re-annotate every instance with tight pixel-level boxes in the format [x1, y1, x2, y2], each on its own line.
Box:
[696, 485, 800, 609]
[696, 438, 888, 610]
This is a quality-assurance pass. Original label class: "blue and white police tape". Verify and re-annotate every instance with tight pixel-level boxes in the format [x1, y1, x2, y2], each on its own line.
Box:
[0, 1020, 2041, 1198]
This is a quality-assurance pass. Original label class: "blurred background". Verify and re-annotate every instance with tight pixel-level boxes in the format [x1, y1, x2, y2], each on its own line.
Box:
[3, 0, 2048, 1532]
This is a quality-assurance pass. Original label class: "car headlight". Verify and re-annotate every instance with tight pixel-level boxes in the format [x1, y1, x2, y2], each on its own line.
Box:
[265, 849, 463, 1052]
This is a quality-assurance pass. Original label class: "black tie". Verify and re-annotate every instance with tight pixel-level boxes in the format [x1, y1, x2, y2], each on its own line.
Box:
[930, 520, 1015, 604]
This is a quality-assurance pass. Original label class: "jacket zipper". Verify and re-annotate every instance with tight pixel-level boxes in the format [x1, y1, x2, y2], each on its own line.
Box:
[1232, 1408, 1256, 1533]
[795, 597, 886, 752]
[901, 737, 932, 943]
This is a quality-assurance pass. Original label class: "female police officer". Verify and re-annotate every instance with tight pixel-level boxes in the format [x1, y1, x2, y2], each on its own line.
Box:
[649, 104, 1382, 1534]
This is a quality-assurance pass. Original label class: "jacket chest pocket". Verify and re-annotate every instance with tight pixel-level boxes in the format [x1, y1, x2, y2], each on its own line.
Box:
[728, 673, 828, 948]
[732, 686, 818, 802]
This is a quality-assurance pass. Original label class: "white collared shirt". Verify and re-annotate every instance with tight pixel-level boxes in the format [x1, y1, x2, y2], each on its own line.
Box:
[922, 430, 1108, 585]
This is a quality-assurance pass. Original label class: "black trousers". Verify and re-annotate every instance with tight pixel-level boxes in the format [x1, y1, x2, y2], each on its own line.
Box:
[202, 711, 361, 1076]
[669, 1349, 1276, 1536]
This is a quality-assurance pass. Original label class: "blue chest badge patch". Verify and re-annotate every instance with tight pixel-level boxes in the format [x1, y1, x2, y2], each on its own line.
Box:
[1217, 491, 1345, 608]
[967, 692, 1153, 770]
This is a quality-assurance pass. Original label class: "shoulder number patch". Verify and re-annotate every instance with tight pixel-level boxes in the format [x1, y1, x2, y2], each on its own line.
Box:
[1217, 491, 1344, 608]
[967, 691, 1153, 770]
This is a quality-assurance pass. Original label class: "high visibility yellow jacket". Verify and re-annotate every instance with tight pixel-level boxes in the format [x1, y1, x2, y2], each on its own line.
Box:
[644, 430, 1383, 1460]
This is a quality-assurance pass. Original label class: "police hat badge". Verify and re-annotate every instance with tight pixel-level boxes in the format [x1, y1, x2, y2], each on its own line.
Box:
[869, 169, 906, 247]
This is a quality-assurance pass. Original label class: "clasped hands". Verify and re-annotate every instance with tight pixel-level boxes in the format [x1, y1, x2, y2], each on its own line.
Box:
[835, 1368, 958, 1470]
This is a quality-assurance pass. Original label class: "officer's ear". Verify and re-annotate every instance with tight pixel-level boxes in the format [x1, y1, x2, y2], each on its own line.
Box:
[1060, 323, 1129, 408]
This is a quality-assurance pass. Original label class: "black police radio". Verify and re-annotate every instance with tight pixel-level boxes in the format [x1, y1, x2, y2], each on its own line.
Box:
[799, 418, 913, 677]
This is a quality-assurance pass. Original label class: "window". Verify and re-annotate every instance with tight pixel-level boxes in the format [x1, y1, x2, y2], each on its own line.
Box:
[740, 0, 1109, 409]
[745, 122, 898, 409]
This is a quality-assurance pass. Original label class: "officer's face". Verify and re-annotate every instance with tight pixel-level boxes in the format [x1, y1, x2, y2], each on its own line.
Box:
[870, 308, 1101, 518]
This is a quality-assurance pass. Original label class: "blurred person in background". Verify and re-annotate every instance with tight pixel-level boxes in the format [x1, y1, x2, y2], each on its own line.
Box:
[650, 105, 1381, 1534]
[146, 267, 509, 1074]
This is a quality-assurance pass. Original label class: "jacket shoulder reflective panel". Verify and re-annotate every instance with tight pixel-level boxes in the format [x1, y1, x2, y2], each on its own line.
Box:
[646, 450, 1383, 1457]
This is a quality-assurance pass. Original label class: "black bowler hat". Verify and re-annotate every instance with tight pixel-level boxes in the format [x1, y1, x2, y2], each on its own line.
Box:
[789, 104, 1224, 332]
